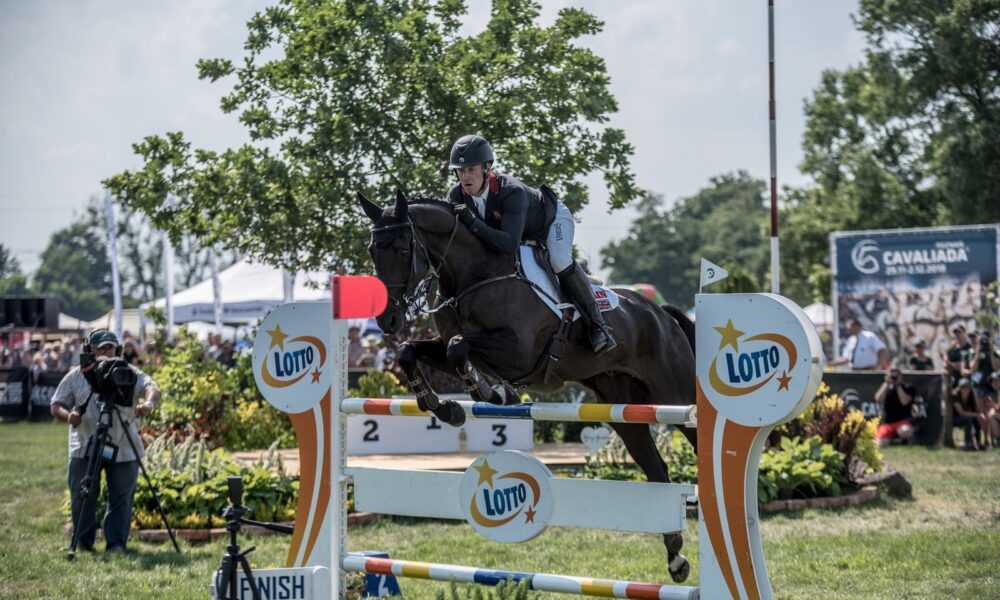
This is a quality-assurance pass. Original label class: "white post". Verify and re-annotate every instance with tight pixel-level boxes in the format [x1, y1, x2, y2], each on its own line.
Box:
[211, 248, 223, 334]
[329, 318, 348, 598]
[104, 193, 124, 340]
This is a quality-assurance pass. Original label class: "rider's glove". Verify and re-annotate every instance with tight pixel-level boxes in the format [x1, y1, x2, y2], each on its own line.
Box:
[453, 204, 477, 226]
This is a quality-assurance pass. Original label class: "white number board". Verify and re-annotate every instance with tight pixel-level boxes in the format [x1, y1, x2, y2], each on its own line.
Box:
[346, 414, 460, 455]
[465, 419, 534, 452]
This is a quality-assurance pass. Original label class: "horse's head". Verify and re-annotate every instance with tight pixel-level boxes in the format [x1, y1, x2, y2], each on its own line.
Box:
[357, 189, 432, 334]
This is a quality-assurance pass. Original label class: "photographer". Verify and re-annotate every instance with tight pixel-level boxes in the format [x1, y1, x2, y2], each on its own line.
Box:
[874, 365, 915, 446]
[49, 330, 160, 553]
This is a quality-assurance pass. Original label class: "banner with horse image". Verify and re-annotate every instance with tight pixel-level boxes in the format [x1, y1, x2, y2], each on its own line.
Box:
[830, 225, 999, 363]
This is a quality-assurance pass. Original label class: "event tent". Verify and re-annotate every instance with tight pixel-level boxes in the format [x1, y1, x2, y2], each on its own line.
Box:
[803, 302, 834, 331]
[142, 260, 330, 324]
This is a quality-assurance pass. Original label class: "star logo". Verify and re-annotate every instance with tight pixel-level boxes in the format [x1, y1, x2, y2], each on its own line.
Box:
[777, 371, 791, 391]
[715, 319, 744, 351]
[524, 506, 536, 523]
[310, 369, 321, 384]
[474, 459, 498, 487]
[266, 324, 289, 351]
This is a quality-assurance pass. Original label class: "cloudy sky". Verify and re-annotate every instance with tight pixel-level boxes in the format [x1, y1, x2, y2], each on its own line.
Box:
[0, 0, 864, 278]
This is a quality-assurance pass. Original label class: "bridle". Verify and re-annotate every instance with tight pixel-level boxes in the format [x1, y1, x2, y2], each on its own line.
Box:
[371, 215, 460, 321]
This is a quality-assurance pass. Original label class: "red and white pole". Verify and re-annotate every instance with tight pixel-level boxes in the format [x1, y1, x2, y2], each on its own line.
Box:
[768, 0, 780, 294]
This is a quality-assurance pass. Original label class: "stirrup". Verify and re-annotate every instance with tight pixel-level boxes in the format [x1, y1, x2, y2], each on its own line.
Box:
[589, 323, 617, 354]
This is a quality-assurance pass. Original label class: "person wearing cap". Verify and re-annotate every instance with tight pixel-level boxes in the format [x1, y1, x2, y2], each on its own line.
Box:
[874, 364, 916, 446]
[829, 318, 889, 370]
[908, 338, 935, 371]
[358, 335, 380, 369]
[951, 378, 984, 450]
[944, 324, 973, 382]
[444, 134, 616, 354]
[49, 329, 160, 553]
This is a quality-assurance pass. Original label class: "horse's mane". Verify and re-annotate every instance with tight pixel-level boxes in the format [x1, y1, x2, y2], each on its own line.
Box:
[406, 195, 451, 210]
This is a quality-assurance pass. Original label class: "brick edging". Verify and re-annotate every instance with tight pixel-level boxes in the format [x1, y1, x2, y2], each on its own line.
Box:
[759, 485, 878, 512]
[64, 512, 383, 542]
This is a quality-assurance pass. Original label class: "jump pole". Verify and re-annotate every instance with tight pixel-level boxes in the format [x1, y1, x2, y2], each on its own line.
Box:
[245, 276, 823, 600]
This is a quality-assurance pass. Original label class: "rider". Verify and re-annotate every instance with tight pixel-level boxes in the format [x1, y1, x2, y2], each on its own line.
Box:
[445, 134, 616, 353]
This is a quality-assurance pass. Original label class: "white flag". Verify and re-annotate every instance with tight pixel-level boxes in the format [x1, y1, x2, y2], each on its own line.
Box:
[700, 258, 729, 290]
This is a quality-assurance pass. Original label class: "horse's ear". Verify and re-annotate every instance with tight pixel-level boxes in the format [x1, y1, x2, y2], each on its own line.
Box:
[357, 192, 383, 223]
[394, 189, 408, 218]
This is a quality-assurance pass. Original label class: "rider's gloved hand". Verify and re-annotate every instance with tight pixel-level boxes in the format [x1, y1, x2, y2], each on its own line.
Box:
[453, 204, 476, 226]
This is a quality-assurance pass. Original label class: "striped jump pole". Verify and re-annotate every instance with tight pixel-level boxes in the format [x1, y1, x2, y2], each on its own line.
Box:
[340, 397, 697, 427]
[342, 554, 699, 600]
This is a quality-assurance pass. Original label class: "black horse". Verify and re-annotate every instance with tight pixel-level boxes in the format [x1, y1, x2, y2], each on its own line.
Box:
[358, 190, 698, 582]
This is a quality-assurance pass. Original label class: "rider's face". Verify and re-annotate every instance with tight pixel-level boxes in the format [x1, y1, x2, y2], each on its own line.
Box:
[455, 164, 487, 196]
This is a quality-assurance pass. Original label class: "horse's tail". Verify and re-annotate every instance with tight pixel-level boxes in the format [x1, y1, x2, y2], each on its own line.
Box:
[661, 304, 695, 356]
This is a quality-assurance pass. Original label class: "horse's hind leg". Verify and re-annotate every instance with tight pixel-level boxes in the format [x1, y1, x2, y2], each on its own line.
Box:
[586, 373, 690, 584]
[396, 339, 466, 426]
[446, 335, 519, 405]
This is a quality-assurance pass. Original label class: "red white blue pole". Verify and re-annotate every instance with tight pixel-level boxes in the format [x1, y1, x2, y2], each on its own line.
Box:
[768, 0, 780, 294]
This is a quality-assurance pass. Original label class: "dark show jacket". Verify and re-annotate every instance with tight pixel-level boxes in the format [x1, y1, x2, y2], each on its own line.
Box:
[446, 173, 555, 254]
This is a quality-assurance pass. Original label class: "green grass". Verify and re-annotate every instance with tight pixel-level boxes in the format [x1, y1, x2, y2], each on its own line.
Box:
[1, 421, 998, 599]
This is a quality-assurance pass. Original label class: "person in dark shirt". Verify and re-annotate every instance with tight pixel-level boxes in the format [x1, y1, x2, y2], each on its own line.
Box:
[874, 365, 915, 446]
[951, 378, 984, 450]
[445, 134, 615, 353]
[944, 324, 972, 382]
[908, 338, 934, 371]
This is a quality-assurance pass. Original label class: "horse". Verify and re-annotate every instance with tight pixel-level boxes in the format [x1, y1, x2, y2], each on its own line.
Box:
[357, 190, 698, 583]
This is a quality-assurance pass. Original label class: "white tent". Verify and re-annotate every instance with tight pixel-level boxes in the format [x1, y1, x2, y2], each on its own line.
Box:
[803, 302, 834, 331]
[142, 259, 330, 324]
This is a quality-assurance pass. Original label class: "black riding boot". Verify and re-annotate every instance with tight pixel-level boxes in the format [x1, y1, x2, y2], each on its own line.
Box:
[558, 263, 617, 354]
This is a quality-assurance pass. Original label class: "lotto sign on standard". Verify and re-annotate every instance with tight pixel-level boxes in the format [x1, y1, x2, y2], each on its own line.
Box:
[459, 451, 553, 543]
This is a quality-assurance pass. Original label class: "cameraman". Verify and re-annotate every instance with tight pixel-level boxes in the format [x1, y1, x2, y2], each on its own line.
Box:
[874, 365, 915, 446]
[49, 330, 160, 553]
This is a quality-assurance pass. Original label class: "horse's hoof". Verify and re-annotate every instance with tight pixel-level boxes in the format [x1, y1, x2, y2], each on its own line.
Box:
[668, 554, 690, 583]
[490, 383, 520, 406]
[434, 401, 467, 427]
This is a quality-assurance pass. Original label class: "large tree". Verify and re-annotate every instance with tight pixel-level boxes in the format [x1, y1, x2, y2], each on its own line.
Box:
[31, 222, 113, 320]
[601, 172, 769, 307]
[780, 0, 1000, 302]
[104, 0, 638, 273]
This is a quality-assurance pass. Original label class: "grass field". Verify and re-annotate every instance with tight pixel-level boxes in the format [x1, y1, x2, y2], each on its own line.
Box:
[1, 421, 997, 599]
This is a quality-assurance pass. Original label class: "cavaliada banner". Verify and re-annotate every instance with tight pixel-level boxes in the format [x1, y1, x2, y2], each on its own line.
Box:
[830, 225, 999, 361]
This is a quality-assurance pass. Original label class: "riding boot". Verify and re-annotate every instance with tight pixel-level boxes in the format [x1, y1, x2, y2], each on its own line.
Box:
[558, 263, 617, 354]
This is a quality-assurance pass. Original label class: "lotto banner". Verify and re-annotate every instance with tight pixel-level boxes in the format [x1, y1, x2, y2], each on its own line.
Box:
[830, 225, 999, 360]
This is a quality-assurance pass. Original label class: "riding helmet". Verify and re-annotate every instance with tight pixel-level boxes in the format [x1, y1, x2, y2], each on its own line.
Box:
[449, 134, 494, 169]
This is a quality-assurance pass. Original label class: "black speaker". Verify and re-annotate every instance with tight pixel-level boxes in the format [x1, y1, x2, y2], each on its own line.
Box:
[0, 296, 60, 329]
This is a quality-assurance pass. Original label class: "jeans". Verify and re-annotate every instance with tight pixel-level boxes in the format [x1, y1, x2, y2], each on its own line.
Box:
[953, 415, 982, 446]
[68, 457, 139, 549]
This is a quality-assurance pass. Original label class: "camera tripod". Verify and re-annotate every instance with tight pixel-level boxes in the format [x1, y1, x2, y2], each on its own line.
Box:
[67, 396, 180, 559]
[215, 476, 294, 600]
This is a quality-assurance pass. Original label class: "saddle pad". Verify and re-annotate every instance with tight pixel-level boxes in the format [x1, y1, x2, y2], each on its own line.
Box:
[519, 245, 620, 321]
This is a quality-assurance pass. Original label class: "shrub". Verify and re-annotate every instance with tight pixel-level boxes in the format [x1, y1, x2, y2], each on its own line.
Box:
[131, 433, 297, 529]
[757, 435, 847, 503]
[348, 369, 409, 398]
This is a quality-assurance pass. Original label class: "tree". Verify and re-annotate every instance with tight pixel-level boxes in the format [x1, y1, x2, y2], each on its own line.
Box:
[0, 244, 29, 296]
[104, 0, 639, 273]
[781, 0, 1000, 301]
[601, 172, 769, 307]
[32, 222, 113, 320]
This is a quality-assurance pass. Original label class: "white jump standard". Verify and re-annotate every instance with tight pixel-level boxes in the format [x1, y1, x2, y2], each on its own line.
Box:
[248, 278, 823, 600]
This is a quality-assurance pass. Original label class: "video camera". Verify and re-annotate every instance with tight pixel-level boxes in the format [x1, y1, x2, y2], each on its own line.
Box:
[79, 329, 138, 407]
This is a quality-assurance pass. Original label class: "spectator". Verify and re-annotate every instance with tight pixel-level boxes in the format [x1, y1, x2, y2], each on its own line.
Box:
[207, 333, 223, 360]
[358, 335, 380, 369]
[143, 340, 163, 368]
[60, 337, 81, 369]
[122, 340, 142, 366]
[347, 326, 365, 368]
[28, 350, 46, 383]
[951, 378, 984, 450]
[944, 324, 973, 381]
[216, 340, 238, 369]
[44, 343, 61, 370]
[969, 331, 999, 423]
[908, 338, 935, 371]
[829, 319, 889, 370]
[874, 365, 915, 446]
[987, 372, 1000, 448]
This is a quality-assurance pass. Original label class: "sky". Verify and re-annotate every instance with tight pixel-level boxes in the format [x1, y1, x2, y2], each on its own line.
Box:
[0, 0, 865, 279]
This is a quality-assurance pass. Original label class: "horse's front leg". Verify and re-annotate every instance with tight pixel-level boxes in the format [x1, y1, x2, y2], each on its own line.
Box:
[396, 339, 466, 427]
[446, 335, 519, 405]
